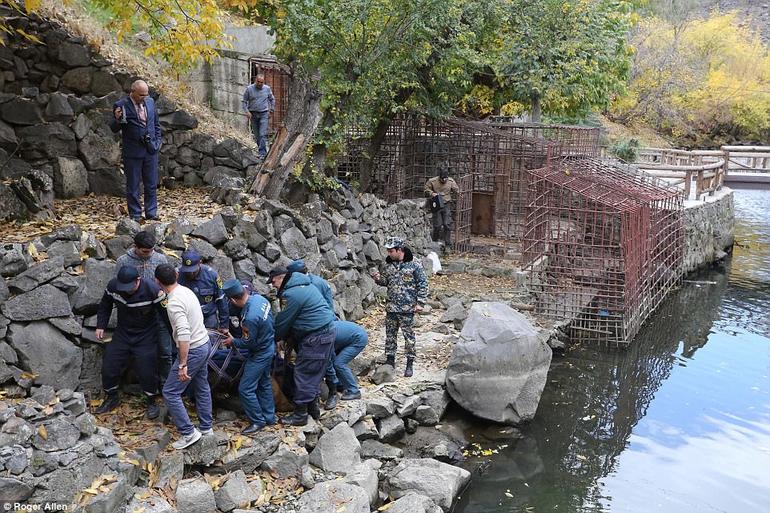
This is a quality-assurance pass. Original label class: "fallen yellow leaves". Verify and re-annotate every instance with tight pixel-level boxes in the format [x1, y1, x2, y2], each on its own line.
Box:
[77, 474, 119, 505]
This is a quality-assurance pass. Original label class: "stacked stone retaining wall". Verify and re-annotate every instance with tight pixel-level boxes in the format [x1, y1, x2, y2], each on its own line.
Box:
[682, 188, 735, 273]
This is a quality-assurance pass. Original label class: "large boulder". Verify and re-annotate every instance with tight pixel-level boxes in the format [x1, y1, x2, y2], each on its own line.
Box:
[297, 481, 370, 513]
[16, 122, 77, 160]
[308, 422, 361, 473]
[387, 493, 443, 513]
[53, 157, 89, 198]
[1, 284, 72, 321]
[176, 477, 217, 513]
[7, 256, 65, 293]
[71, 259, 115, 315]
[387, 458, 471, 512]
[6, 321, 83, 389]
[191, 215, 229, 246]
[445, 302, 552, 425]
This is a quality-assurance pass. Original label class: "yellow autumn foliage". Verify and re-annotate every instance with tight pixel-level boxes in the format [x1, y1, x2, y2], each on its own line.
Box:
[612, 11, 770, 145]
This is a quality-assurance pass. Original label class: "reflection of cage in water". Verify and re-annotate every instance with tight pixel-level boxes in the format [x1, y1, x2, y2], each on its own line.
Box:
[521, 158, 684, 346]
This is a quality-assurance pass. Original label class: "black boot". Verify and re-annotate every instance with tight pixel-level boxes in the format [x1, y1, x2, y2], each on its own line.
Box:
[308, 397, 321, 420]
[280, 404, 309, 426]
[324, 393, 338, 410]
[404, 358, 414, 378]
[95, 392, 120, 414]
[146, 395, 160, 420]
[385, 355, 395, 367]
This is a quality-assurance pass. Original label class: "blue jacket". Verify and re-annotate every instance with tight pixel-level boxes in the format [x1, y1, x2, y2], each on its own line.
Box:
[109, 95, 162, 158]
[308, 274, 334, 311]
[232, 294, 275, 357]
[178, 265, 229, 330]
[334, 320, 369, 352]
[275, 273, 336, 341]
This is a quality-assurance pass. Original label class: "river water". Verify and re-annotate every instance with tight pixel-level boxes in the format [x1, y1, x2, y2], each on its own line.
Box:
[455, 189, 770, 513]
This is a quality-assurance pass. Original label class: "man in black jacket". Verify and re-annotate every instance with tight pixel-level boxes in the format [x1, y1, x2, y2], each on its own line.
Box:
[94, 266, 167, 418]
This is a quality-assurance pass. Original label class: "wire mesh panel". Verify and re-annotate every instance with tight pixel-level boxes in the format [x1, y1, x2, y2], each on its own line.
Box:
[522, 158, 684, 346]
[454, 174, 473, 252]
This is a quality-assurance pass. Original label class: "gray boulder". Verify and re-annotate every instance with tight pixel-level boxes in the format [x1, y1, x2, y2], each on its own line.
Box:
[309, 422, 361, 473]
[214, 470, 258, 512]
[176, 477, 217, 513]
[2, 284, 72, 321]
[0, 277, 8, 303]
[343, 462, 379, 507]
[212, 431, 281, 473]
[71, 259, 115, 315]
[297, 481, 370, 513]
[125, 492, 175, 513]
[377, 414, 405, 443]
[191, 214, 229, 246]
[387, 493, 443, 513]
[31, 417, 81, 452]
[387, 458, 471, 511]
[7, 322, 83, 390]
[445, 302, 552, 424]
[261, 443, 308, 479]
[46, 240, 81, 268]
[0, 477, 33, 502]
[440, 302, 467, 324]
[365, 397, 396, 419]
[0, 244, 28, 277]
[7, 256, 64, 293]
[54, 156, 89, 198]
[360, 439, 403, 460]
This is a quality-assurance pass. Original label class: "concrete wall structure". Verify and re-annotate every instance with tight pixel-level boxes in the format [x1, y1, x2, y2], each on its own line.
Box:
[682, 188, 735, 273]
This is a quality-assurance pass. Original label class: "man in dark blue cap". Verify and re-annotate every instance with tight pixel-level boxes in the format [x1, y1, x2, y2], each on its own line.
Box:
[269, 266, 336, 426]
[222, 278, 277, 434]
[94, 266, 167, 418]
[286, 259, 334, 311]
[177, 249, 229, 333]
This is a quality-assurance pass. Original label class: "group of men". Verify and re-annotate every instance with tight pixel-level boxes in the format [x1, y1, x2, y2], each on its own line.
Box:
[92, 230, 428, 449]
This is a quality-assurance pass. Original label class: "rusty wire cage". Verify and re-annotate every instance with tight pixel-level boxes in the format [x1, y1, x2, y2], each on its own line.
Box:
[339, 114, 604, 252]
[522, 158, 684, 346]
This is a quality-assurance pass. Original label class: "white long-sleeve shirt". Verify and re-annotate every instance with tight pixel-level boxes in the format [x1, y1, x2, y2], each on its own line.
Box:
[166, 285, 208, 349]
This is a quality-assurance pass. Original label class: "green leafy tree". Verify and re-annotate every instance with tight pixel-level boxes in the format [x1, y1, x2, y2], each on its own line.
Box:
[495, 0, 635, 121]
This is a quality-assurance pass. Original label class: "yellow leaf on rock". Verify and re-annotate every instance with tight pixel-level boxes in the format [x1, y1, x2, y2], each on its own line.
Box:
[38, 425, 48, 440]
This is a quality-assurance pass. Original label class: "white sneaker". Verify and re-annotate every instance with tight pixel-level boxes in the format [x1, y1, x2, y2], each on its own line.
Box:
[172, 428, 202, 450]
[200, 428, 214, 436]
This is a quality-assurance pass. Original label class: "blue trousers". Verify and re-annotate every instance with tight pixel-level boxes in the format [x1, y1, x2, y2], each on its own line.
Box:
[102, 330, 159, 396]
[163, 342, 213, 436]
[203, 311, 218, 330]
[239, 346, 276, 426]
[124, 154, 158, 219]
[294, 326, 336, 406]
[249, 110, 269, 157]
[325, 337, 367, 395]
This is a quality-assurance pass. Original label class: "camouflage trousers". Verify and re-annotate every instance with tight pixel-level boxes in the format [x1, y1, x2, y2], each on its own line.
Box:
[385, 312, 416, 360]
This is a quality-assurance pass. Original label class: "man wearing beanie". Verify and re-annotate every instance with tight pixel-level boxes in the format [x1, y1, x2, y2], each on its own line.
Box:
[222, 279, 277, 434]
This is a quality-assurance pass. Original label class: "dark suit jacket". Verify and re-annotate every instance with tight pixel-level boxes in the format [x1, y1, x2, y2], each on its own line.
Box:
[109, 95, 162, 159]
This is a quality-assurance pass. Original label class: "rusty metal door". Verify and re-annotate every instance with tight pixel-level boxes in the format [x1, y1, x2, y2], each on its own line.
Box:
[453, 174, 473, 252]
[249, 59, 291, 133]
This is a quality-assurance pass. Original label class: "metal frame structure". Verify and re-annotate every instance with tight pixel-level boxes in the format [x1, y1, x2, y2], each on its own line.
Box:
[339, 114, 602, 251]
[522, 158, 684, 346]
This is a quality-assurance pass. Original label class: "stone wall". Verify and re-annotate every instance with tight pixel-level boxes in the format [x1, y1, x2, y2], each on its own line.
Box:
[0, 8, 262, 221]
[682, 188, 735, 273]
[0, 187, 432, 396]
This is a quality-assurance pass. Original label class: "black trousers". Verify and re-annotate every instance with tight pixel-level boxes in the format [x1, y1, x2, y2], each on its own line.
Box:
[102, 330, 160, 396]
[432, 204, 453, 245]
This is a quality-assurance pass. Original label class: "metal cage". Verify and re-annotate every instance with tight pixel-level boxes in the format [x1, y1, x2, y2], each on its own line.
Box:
[521, 158, 684, 346]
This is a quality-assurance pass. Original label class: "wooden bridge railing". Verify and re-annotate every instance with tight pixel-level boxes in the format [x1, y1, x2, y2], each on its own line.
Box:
[634, 147, 726, 200]
[721, 146, 770, 175]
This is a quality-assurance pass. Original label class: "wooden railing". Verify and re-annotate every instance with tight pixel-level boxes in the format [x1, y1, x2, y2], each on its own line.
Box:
[633, 146, 770, 199]
[634, 148, 726, 200]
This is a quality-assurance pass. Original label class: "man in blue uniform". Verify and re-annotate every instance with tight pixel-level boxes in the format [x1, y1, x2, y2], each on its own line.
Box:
[270, 266, 336, 426]
[177, 249, 229, 332]
[222, 279, 276, 434]
[109, 79, 162, 222]
[94, 266, 167, 418]
[324, 320, 368, 406]
[286, 259, 334, 311]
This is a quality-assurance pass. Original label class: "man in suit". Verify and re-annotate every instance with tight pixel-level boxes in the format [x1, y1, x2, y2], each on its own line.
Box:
[110, 79, 162, 222]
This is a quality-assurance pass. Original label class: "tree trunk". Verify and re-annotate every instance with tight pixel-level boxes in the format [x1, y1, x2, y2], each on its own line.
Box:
[251, 68, 323, 199]
[531, 96, 542, 123]
[359, 116, 393, 192]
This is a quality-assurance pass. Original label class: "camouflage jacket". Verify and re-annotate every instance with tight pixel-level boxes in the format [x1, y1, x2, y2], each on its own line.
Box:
[375, 247, 428, 313]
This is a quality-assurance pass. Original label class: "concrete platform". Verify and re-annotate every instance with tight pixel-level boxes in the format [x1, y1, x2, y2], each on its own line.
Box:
[724, 172, 770, 189]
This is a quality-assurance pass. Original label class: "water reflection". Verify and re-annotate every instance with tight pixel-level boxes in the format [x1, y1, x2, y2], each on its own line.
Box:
[455, 189, 770, 513]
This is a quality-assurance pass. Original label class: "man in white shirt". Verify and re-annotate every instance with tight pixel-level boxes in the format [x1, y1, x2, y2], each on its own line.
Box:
[154, 264, 213, 450]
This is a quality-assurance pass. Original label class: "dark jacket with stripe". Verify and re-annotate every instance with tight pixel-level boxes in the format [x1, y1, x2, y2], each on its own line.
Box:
[96, 278, 167, 343]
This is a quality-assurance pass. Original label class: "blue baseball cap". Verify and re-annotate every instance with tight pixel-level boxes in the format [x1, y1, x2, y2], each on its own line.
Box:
[115, 266, 140, 292]
[222, 278, 245, 298]
[179, 249, 201, 272]
[287, 259, 307, 273]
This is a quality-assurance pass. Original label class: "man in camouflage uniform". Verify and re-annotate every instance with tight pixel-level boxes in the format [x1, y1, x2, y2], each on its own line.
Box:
[371, 237, 428, 377]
